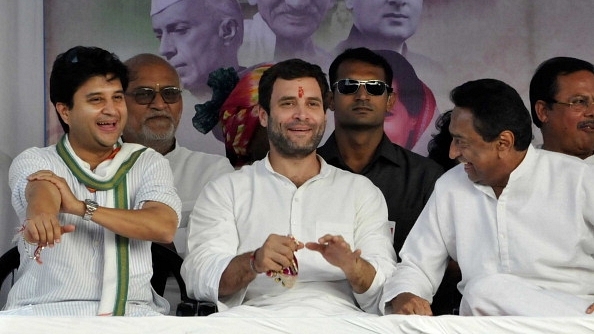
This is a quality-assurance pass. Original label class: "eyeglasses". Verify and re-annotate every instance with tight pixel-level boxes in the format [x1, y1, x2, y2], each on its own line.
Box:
[332, 79, 393, 96]
[551, 96, 594, 113]
[126, 87, 182, 105]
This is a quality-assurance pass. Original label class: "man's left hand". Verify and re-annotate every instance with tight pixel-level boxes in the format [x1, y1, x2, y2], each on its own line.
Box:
[305, 234, 360, 271]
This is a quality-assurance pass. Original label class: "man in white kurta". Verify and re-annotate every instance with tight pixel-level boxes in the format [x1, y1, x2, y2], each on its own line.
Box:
[182, 58, 397, 317]
[184, 156, 396, 316]
[122, 53, 234, 256]
[122, 53, 234, 313]
[2, 46, 181, 317]
[4, 136, 181, 316]
[382, 78, 594, 317]
[382, 145, 594, 316]
[163, 144, 233, 254]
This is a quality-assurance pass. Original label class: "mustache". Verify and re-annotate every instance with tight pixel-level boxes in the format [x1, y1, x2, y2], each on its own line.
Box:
[285, 120, 315, 129]
[577, 120, 594, 129]
[144, 112, 174, 122]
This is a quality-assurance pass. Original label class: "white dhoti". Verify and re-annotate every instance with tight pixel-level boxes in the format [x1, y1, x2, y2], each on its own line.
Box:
[460, 274, 594, 316]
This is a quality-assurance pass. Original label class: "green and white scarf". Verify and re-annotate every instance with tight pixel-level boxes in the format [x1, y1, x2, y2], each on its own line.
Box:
[57, 135, 146, 316]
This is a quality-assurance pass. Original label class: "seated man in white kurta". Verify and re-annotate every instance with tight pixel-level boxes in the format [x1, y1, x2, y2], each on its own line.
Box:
[381, 78, 594, 317]
[122, 53, 234, 257]
[182, 59, 397, 317]
[3, 46, 181, 316]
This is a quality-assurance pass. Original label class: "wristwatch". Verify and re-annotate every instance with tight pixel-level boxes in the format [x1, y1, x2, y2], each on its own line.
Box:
[83, 199, 99, 221]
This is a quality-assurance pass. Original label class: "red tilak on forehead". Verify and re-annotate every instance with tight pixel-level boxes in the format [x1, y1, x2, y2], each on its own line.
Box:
[298, 86, 304, 98]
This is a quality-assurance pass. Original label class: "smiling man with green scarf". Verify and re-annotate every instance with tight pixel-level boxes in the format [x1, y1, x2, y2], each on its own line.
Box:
[3, 46, 181, 316]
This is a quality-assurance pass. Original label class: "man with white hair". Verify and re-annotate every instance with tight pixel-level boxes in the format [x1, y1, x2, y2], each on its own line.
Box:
[151, 0, 244, 97]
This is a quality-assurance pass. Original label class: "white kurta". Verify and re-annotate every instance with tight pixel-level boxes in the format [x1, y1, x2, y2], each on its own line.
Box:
[182, 156, 397, 316]
[381, 145, 594, 316]
[4, 139, 181, 316]
[164, 143, 233, 256]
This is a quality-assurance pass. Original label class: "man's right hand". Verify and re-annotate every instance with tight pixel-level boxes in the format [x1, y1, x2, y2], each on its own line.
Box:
[391, 292, 433, 315]
[253, 234, 304, 273]
[23, 213, 76, 247]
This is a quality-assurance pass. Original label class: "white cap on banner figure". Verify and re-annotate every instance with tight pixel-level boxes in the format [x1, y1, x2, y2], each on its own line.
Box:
[151, 0, 244, 97]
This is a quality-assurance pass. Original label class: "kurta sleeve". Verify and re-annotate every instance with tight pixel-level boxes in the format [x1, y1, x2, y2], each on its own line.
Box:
[351, 178, 398, 314]
[181, 175, 242, 309]
[380, 189, 450, 314]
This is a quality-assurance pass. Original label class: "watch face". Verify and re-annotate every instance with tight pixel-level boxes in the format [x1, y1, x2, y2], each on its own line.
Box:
[84, 199, 98, 220]
[85, 199, 96, 205]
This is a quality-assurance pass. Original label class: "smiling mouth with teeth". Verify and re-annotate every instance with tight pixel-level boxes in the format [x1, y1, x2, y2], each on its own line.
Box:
[97, 121, 118, 129]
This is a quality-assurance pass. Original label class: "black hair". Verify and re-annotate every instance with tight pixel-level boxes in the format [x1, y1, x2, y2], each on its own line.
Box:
[328, 47, 393, 87]
[258, 58, 329, 113]
[49, 46, 128, 133]
[529, 57, 594, 128]
[427, 110, 457, 170]
[450, 78, 532, 151]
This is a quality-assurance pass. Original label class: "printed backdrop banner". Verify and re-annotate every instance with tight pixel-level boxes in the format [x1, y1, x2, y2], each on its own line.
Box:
[43, 0, 594, 157]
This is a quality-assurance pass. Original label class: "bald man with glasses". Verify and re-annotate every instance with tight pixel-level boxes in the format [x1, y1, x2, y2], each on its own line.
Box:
[122, 53, 234, 258]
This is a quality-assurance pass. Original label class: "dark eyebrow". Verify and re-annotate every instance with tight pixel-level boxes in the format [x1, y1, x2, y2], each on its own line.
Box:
[85, 92, 103, 99]
[306, 97, 323, 103]
[85, 90, 124, 99]
[278, 96, 297, 102]
[450, 132, 462, 139]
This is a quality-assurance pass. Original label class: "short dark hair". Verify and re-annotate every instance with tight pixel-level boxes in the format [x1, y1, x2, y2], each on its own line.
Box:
[328, 47, 393, 87]
[450, 78, 532, 151]
[529, 57, 594, 128]
[258, 58, 329, 113]
[50, 46, 128, 133]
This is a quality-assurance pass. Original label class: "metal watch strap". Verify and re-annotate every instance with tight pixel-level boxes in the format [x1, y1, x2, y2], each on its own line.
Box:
[83, 199, 98, 221]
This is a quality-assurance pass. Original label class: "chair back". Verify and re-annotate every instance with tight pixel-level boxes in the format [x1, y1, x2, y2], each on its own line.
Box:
[0, 246, 19, 308]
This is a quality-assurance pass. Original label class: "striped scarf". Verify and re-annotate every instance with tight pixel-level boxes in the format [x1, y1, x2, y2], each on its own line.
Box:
[56, 135, 146, 316]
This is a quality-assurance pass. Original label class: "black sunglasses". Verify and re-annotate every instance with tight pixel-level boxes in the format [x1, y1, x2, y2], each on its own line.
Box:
[126, 87, 182, 105]
[332, 79, 393, 96]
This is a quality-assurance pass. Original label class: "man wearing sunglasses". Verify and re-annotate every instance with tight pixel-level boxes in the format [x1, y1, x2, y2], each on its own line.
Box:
[318, 48, 458, 315]
[122, 53, 234, 257]
[530, 56, 594, 164]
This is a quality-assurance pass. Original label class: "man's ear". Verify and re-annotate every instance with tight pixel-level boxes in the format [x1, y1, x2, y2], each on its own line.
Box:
[55, 103, 71, 127]
[496, 130, 514, 153]
[219, 18, 238, 46]
[258, 105, 268, 128]
[387, 91, 397, 111]
[328, 91, 335, 111]
[534, 100, 550, 125]
[345, 0, 354, 10]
